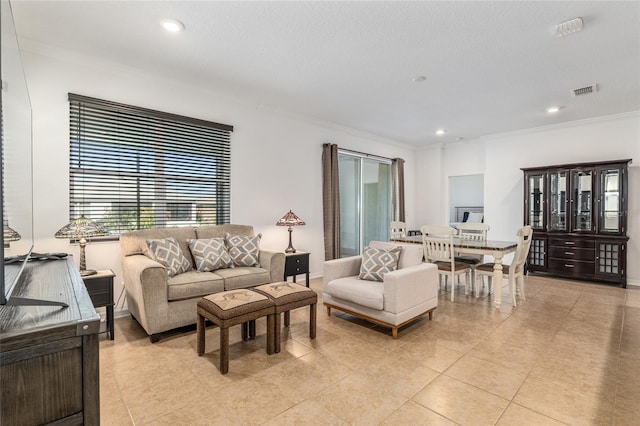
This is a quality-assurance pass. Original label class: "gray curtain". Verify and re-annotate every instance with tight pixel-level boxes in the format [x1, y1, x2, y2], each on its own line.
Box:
[322, 143, 340, 260]
[391, 158, 405, 222]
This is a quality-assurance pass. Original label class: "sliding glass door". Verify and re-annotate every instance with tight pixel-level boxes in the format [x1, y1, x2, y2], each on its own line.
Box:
[338, 152, 391, 257]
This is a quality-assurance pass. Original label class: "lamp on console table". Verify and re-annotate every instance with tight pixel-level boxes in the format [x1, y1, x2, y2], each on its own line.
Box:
[55, 216, 108, 276]
[276, 210, 305, 253]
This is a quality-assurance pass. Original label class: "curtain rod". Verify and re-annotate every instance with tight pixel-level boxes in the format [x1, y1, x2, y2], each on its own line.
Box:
[335, 146, 396, 162]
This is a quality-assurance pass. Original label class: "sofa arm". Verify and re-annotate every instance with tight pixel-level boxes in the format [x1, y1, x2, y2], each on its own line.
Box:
[323, 256, 363, 293]
[121, 254, 170, 335]
[383, 263, 438, 314]
[259, 249, 285, 283]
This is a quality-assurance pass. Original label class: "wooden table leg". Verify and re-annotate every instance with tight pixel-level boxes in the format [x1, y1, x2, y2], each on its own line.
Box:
[493, 254, 505, 308]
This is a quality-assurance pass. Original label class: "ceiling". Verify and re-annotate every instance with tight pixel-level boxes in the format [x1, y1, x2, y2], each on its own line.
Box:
[11, 1, 640, 147]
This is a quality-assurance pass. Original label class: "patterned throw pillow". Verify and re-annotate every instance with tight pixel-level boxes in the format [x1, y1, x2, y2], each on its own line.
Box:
[225, 233, 261, 267]
[146, 237, 192, 277]
[358, 245, 401, 282]
[188, 238, 233, 272]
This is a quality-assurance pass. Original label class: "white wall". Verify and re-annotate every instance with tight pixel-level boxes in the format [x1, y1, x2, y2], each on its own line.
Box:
[415, 112, 640, 285]
[18, 43, 416, 313]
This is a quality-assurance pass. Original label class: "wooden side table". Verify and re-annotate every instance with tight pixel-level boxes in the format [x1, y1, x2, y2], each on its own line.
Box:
[284, 251, 310, 287]
[82, 269, 116, 340]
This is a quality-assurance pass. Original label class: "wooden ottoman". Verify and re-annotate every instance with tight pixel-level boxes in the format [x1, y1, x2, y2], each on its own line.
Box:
[253, 282, 317, 353]
[197, 289, 275, 374]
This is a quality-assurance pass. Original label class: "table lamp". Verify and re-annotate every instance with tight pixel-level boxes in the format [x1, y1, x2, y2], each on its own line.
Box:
[276, 210, 305, 253]
[55, 215, 108, 276]
[3, 222, 21, 242]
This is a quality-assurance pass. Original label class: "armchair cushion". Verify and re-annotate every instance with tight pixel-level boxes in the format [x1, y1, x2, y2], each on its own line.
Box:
[326, 276, 384, 310]
[146, 237, 192, 277]
[226, 233, 261, 267]
[358, 245, 401, 282]
[188, 238, 233, 272]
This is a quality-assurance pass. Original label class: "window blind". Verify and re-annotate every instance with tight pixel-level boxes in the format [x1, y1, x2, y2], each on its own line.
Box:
[68, 93, 232, 237]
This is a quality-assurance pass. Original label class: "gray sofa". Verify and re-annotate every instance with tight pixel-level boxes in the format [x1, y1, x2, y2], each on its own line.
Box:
[120, 224, 285, 342]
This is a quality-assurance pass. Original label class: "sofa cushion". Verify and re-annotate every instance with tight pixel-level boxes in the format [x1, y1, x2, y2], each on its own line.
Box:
[326, 276, 384, 310]
[146, 237, 192, 277]
[369, 240, 423, 269]
[358, 245, 401, 282]
[226, 233, 262, 267]
[188, 238, 233, 271]
[167, 270, 225, 301]
[214, 267, 272, 290]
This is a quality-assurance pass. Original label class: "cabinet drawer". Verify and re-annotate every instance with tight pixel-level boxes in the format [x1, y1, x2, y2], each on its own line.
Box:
[548, 247, 595, 261]
[285, 254, 309, 275]
[548, 259, 595, 275]
[548, 238, 595, 249]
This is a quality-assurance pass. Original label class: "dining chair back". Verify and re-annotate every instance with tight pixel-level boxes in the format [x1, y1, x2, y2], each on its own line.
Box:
[474, 225, 533, 305]
[456, 222, 490, 241]
[390, 221, 407, 240]
[512, 225, 533, 276]
[421, 224, 471, 302]
[455, 223, 490, 291]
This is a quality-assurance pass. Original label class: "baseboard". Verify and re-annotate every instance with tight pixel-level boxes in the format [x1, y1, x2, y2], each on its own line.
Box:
[626, 278, 640, 287]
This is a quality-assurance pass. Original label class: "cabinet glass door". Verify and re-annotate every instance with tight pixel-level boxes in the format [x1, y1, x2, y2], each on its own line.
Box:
[549, 171, 568, 231]
[571, 170, 593, 232]
[598, 167, 623, 233]
[527, 174, 545, 229]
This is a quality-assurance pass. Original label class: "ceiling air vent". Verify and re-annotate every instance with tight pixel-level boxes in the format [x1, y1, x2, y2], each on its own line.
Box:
[571, 84, 598, 96]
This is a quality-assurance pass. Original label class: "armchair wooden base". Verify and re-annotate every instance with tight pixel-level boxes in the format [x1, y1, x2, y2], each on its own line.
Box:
[324, 302, 435, 339]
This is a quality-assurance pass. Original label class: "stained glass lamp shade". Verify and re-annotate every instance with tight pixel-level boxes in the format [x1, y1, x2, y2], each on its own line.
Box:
[55, 216, 108, 276]
[276, 210, 305, 253]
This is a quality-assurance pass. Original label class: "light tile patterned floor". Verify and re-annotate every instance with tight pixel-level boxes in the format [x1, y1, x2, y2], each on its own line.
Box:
[99, 275, 640, 425]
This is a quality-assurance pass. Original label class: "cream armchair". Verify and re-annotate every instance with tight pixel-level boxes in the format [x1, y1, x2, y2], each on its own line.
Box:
[323, 241, 438, 339]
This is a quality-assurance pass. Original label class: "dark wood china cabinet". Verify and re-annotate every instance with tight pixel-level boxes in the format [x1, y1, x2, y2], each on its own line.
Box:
[522, 159, 631, 287]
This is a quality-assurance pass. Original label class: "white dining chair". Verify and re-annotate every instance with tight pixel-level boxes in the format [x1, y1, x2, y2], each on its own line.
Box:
[390, 221, 407, 240]
[474, 225, 533, 306]
[421, 224, 472, 302]
[455, 222, 490, 294]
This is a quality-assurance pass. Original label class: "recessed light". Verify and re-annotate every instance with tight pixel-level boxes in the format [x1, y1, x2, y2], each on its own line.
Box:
[413, 76, 427, 83]
[436, 129, 446, 136]
[160, 18, 185, 33]
[546, 106, 561, 114]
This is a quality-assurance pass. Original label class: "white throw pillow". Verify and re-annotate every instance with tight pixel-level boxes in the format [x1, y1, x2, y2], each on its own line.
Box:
[467, 212, 484, 223]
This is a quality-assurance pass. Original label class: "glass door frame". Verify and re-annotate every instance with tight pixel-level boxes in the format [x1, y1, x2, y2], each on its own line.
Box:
[337, 150, 392, 256]
[596, 165, 625, 234]
[548, 168, 569, 232]
[570, 167, 595, 233]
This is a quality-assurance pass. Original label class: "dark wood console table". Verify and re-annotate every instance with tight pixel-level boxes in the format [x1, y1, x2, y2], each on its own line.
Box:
[284, 251, 310, 287]
[0, 257, 101, 425]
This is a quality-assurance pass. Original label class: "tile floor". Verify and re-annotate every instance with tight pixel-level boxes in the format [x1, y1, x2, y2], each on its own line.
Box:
[99, 275, 640, 425]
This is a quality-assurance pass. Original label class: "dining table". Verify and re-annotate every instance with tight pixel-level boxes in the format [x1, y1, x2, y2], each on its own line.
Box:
[391, 235, 518, 308]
